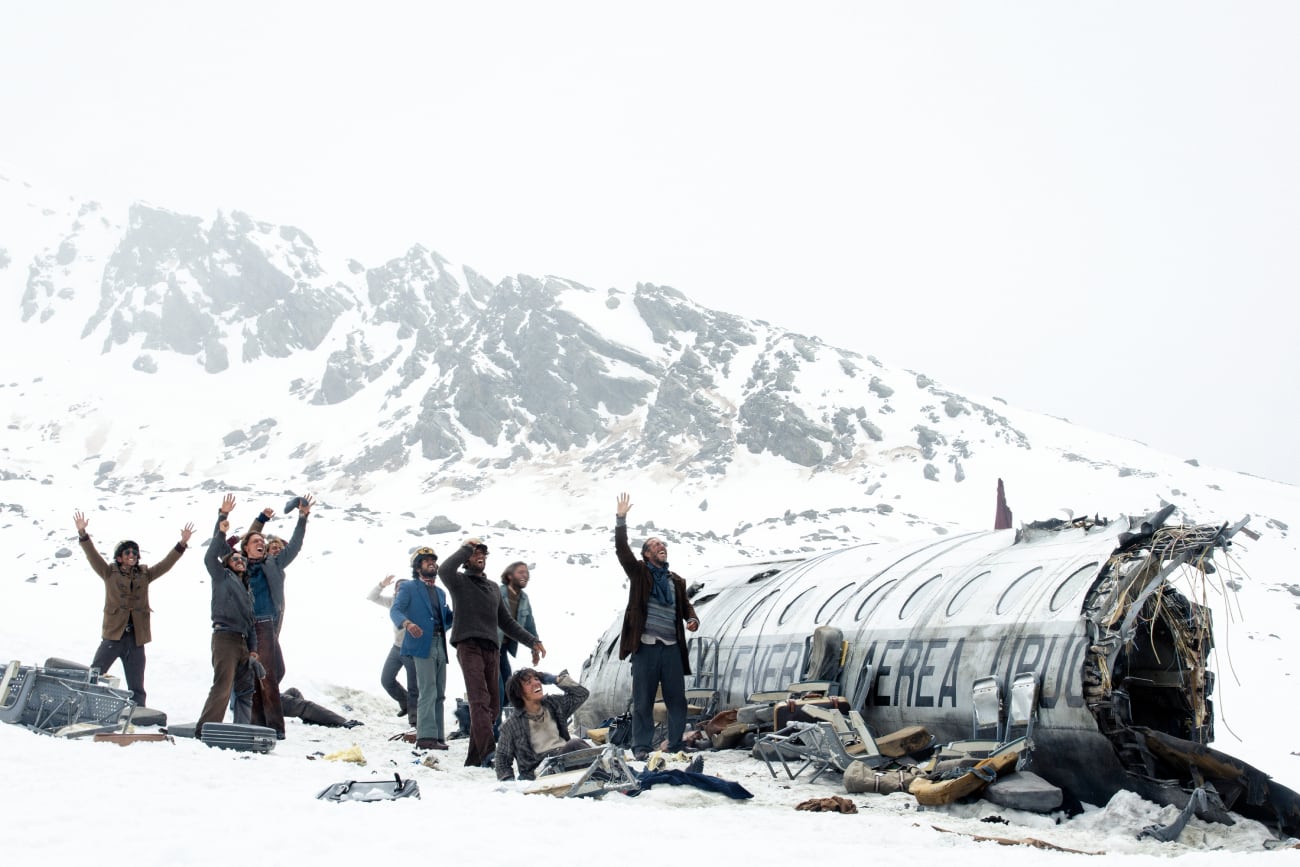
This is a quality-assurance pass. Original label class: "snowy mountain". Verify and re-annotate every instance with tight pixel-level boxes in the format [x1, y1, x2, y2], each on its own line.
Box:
[3, 171, 1300, 854]
[4, 169, 1295, 539]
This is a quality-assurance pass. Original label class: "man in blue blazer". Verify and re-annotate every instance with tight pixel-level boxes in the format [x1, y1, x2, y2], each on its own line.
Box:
[391, 547, 454, 750]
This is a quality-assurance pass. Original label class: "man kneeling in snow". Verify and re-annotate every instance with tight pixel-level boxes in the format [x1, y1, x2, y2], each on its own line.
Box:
[494, 669, 590, 781]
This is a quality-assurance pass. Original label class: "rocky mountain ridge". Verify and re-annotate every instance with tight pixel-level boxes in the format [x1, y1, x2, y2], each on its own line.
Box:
[1, 172, 1294, 555]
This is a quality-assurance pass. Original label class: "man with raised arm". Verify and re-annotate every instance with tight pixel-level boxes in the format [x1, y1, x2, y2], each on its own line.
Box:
[367, 573, 418, 724]
[614, 492, 699, 761]
[237, 494, 313, 738]
[196, 494, 259, 737]
[439, 538, 546, 768]
[74, 510, 194, 708]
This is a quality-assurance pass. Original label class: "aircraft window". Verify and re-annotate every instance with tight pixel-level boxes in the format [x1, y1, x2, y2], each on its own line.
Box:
[855, 579, 897, 621]
[996, 567, 1043, 615]
[899, 574, 943, 620]
[1050, 562, 1099, 612]
[778, 587, 816, 626]
[815, 583, 857, 623]
[693, 593, 718, 607]
[742, 589, 782, 627]
[747, 568, 782, 584]
[947, 571, 990, 616]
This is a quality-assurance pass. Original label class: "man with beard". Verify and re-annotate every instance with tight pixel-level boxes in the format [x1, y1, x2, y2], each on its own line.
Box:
[439, 538, 545, 767]
[614, 492, 699, 761]
[238, 494, 313, 738]
[495, 560, 540, 735]
[73, 511, 194, 709]
[390, 547, 454, 749]
[197, 496, 259, 737]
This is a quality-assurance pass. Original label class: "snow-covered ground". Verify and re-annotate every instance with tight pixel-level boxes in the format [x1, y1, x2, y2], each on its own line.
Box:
[3, 489, 1299, 862]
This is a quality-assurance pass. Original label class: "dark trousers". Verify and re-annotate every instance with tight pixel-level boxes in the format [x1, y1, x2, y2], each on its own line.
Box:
[91, 629, 147, 707]
[251, 618, 286, 735]
[630, 641, 687, 752]
[494, 649, 513, 735]
[456, 638, 500, 767]
[198, 631, 253, 737]
[280, 687, 348, 727]
[380, 645, 418, 721]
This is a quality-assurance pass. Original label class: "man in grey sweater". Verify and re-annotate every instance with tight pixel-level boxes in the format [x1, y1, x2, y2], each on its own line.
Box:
[439, 538, 545, 767]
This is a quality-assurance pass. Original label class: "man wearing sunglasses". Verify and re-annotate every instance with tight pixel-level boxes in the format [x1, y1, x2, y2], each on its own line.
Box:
[73, 510, 195, 709]
[440, 538, 546, 767]
[196, 495, 260, 737]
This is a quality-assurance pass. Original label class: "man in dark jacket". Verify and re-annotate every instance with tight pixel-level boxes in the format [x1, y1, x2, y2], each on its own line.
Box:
[614, 492, 699, 760]
[439, 538, 546, 767]
[196, 496, 259, 737]
[240, 495, 313, 737]
[74, 511, 194, 709]
[494, 669, 589, 781]
[391, 547, 454, 750]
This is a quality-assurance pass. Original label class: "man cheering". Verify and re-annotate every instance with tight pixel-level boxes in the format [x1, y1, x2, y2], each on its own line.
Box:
[440, 538, 545, 767]
[613, 492, 699, 760]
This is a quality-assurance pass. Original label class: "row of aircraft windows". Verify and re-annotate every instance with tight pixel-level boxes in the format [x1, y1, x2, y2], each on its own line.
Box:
[729, 561, 1100, 629]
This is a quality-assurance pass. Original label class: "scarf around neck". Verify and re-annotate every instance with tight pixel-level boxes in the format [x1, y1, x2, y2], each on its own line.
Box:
[648, 561, 674, 606]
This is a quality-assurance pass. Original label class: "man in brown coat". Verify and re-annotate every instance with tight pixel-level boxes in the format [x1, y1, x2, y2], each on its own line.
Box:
[74, 510, 194, 708]
[614, 492, 699, 760]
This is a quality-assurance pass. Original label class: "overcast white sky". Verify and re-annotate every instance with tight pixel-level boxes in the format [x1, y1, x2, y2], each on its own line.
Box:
[3, 2, 1298, 484]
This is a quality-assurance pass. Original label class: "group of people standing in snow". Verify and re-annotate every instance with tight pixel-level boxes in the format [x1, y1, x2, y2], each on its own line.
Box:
[74, 493, 359, 741]
[73, 491, 701, 780]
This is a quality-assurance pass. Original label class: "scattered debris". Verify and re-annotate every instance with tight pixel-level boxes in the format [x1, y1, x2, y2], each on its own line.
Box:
[795, 796, 858, 813]
[322, 744, 366, 765]
[930, 825, 1100, 854]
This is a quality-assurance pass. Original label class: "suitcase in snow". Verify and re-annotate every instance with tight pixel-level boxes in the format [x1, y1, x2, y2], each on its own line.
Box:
[199, 722, 277, 753]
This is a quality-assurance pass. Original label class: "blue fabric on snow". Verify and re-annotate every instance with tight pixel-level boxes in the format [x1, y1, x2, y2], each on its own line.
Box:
[630, 769, 753, 800]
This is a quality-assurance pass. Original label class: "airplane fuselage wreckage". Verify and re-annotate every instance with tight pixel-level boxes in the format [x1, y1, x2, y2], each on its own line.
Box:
[579, 505, 1300, 837]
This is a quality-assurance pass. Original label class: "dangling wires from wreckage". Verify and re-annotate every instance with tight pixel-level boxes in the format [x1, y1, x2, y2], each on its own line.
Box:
[1084, 512, 1243, 749]
[1075, 509, 1300, 831]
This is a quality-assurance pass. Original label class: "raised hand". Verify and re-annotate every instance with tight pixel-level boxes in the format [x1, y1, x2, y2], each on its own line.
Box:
[219, 519, 230, 534]
[181, 523, 195, 545]
[74, 510, 89, 533]
[298, 494, 315, 516]
[261, 507, 275, 520]
[221, 494, 236, 515]
[380, 573, 395, 587]
[616, 492, 632, 518]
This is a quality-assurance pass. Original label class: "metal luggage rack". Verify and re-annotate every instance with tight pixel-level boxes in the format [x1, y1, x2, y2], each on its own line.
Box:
[0, 660, 135, 734]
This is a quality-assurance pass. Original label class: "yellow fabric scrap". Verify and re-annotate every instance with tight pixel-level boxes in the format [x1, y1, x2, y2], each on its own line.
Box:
[323, 745, 366, 765]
